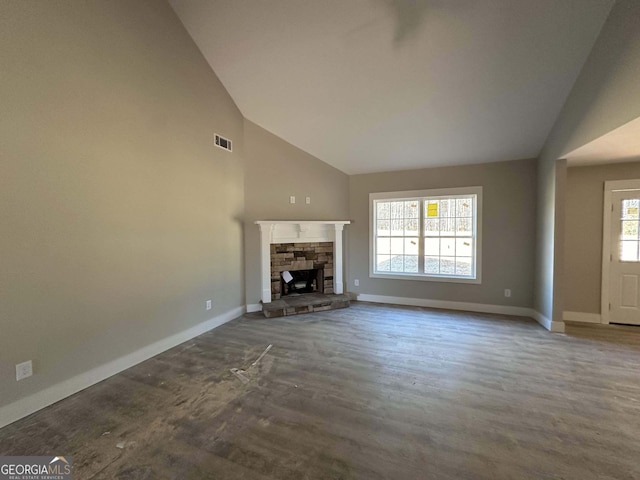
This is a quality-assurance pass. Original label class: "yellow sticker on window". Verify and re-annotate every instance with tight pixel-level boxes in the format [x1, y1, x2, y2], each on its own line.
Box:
[628, 207, 638, 215]
[427, 203, 438, 217]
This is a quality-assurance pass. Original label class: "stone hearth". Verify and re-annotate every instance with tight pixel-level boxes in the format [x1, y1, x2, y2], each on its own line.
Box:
[262, 293, 351, 318]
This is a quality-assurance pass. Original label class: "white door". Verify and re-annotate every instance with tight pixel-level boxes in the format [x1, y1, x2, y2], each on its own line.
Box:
[609, 190, 640, 325]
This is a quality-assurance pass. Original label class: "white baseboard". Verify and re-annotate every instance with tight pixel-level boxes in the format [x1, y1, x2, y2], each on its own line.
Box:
[246, 303, 262, 313]
[356, 293, 566, 333]
[529, 310, 565, 333]
[0, 306, 244, 429]
[563, 311, 601, 324]
[356, 293, 532, 317]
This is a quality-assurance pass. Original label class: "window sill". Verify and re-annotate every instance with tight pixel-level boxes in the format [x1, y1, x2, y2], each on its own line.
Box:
[369, 272, 482, 284]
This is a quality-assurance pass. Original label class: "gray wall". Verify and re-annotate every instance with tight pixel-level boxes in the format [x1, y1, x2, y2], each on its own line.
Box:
[534, 158, 562, 321]
[348, 159, 537, 307]
[565, 162, 640, 314]
[0, 1, 244, 408]
[243, 120, 349, 305]
[535, 0, 640, 322]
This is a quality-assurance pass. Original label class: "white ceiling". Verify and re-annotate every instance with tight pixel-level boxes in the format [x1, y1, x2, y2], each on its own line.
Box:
[169, 0, 614, 174]
[565, 117, 640, 166]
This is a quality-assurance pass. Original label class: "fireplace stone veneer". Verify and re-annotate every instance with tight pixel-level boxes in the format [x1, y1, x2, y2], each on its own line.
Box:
[271, 243, 332, 300]
[255, 221, 350, 304]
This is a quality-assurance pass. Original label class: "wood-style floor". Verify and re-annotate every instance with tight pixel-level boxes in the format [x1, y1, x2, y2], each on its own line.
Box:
[1, 302, 640, 479]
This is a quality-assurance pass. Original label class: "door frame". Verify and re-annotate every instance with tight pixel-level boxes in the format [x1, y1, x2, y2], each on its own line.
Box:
[601, 179, 640, 324]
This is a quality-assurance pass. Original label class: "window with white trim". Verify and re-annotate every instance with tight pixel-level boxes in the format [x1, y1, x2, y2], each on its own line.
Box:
[370, 187, 482, 283]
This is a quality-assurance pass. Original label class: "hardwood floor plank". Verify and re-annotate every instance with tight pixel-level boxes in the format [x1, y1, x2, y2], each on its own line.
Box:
[1, 302, 640, 479]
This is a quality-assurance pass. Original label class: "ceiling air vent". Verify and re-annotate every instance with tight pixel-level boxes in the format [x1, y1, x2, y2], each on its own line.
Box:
[214, 133, 232, 152]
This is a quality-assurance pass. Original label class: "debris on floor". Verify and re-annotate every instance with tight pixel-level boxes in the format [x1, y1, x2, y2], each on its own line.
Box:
[230, 344, 274, 384]
[115, 440, 136, 450]
[251, 344, 273, 367]
[230, 368, 250, 384]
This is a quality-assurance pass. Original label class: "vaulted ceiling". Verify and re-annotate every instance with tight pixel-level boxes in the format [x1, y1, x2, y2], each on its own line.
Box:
[169, 0, 614, 174]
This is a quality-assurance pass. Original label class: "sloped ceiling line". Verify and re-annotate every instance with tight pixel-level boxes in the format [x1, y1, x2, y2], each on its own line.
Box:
[169, 0, 614, 174]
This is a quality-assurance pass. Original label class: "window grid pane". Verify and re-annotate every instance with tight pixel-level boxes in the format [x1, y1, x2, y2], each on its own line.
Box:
[620, 199, 640, 262]
[421, 196, 475, 277]
[375, 200, 422, 275]
[375, 195, 476, 278]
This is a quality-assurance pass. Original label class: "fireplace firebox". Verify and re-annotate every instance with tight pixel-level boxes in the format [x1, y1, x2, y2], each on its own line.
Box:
[281, 268, 324, 296]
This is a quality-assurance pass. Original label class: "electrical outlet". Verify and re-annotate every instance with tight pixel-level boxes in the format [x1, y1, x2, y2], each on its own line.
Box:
[305, 197, 311, 204]
[354, 279, 360, 286]
[289, 196, 296, 204]
[206, 300, 212, 310]
[504, 289, 511, 298]
[16, 360, 33, 381]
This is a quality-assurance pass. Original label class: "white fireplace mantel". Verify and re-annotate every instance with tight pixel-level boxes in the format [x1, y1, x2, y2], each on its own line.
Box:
[255, 220, 350, 304]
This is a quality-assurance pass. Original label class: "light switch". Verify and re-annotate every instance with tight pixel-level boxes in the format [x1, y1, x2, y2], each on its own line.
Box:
[290, 196, 296, 204]
[306, 197, 311, 204]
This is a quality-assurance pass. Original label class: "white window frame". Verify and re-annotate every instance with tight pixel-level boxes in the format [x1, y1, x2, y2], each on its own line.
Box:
[369, 186, 482, 284]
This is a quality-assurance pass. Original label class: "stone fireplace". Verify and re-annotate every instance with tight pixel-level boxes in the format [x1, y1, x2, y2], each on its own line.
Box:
[255, 221, 350, 304]
[270, 242, 333, 300]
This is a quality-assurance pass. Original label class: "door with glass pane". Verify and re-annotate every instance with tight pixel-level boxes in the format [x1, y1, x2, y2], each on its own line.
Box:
[609, 191, 640, 325]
